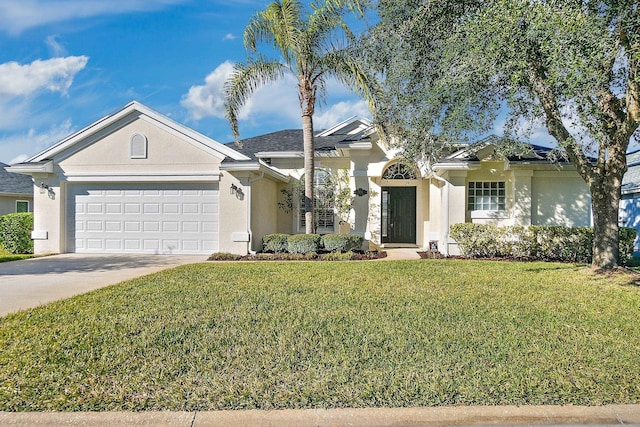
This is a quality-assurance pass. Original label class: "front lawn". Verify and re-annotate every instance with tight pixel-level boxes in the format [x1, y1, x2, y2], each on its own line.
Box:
[1, 260, 639, 411]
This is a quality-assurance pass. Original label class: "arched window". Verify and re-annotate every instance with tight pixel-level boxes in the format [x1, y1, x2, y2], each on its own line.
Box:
[382, 161, 418, 180]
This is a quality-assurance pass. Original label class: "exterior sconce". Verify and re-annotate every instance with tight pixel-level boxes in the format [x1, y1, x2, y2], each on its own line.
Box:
[354, 188, 368, 197]
[230, 183, 245, 200]
[39, 182, 50, 194]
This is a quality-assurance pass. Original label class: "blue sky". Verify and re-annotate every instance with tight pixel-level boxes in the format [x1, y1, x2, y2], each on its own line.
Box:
[0, 0, 372, 164]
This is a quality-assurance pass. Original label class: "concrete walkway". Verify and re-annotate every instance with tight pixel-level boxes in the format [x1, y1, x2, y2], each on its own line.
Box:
[380, 247, 422, 260]
[1, 405, 639, 426]
[0, 253, 206, 316]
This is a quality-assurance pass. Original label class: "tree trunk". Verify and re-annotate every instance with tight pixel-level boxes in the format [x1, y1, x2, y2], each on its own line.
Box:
[590, 176, 621, 269]
[302, 113, 315, 234]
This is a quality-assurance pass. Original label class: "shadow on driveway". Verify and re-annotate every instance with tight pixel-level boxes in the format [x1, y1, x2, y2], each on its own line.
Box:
[0, 253, 207, 316]
[0, 253, 204, 276]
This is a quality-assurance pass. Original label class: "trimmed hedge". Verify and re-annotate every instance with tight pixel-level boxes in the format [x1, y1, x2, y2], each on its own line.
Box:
[262, 233, 289, 253]
[450, 223, 637, 264]
[287, 234, 321, 254]
[321, 234, 364, 252]
[0, 212, 33, 254]
[262, 233, 365, 254]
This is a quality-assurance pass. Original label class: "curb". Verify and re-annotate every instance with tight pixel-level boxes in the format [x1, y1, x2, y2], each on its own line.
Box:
[2, 405, 640, 426]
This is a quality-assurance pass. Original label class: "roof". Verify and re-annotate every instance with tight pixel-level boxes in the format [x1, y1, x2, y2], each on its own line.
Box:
[0, 162, 33, 195]
[443, 135, 562, 163]
[225, 128, 368, 161]
[24, 101, 249, 164]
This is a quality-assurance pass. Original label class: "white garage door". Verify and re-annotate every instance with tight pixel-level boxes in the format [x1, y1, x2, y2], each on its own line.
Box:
[68, 183, 219, 254]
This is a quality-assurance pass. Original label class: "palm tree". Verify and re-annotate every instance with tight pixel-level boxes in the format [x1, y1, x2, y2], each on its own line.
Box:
[224, 0, 377, 234]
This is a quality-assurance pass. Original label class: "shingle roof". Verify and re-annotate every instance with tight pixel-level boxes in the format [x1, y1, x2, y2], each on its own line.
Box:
[224, 129, 353, 161]
[0, 162, 33, 195]
[443, 135, 563, 163]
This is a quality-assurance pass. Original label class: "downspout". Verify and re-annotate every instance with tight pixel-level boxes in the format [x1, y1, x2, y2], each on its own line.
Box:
[430, 171, 450, 256]
[246, 172, 265, 254]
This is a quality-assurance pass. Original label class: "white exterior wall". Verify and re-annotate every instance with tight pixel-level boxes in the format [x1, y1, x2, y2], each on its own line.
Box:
[531, 172, 591, 226]
[218, 172, 250, 255]
[620, 195, 640, 256]
[0, 195, 33, 216]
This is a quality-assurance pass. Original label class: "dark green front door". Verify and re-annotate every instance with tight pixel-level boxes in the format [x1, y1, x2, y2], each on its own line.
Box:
[381, 187, 416, 244]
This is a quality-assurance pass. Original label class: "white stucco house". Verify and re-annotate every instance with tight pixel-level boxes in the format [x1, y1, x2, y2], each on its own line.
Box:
[620, 149, 640, 256]
[7, 101, 592, 256]
[0, 162, 33, 216]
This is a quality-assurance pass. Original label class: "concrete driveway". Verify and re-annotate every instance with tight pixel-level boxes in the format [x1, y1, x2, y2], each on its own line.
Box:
[0, 253, 206, 317]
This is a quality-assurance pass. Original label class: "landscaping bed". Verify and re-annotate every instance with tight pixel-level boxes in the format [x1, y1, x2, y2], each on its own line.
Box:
[208, 250, 386, 261]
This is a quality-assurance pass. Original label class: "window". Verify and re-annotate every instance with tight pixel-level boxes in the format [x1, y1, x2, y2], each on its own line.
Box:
[16, 200, 29, 213]
[299, 170, 335, 230]
[382, 161, 418, 180]
[468, 181, 505, 211]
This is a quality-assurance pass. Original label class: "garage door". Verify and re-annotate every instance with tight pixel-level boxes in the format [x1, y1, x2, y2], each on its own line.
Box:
[68, 183, 219, 254]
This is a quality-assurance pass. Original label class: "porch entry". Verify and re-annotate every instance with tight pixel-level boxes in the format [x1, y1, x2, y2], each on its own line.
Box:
[381, 186, 416, 244]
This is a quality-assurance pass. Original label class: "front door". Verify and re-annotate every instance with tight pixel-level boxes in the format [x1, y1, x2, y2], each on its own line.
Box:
[381, 187, 416, 244]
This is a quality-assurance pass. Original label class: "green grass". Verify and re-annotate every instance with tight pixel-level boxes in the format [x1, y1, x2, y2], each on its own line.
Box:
[1, 260, 639, 411]
[0, 248, 31, 263]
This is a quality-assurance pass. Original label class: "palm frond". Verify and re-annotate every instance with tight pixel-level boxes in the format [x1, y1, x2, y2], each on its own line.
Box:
[245, 0, 305, 66]
[320, 47, 381, 116]
[224, 58, 288, 138]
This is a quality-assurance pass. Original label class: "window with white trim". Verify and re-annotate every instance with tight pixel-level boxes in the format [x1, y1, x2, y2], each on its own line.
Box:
[299, 170, 335, 231]
[467, 181, 505, 211]
[16, 200, 29, 213]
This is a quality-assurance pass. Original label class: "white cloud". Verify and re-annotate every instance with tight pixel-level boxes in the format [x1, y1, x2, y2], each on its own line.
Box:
[0, 56, 89, 99]
[314, 100, 371, 129]
[223, 33, 237, 41]
[181, 61, 373, 135]
[181, 61, 300, 125]
[181, 61, 236, 120]
[45, 34, 67, 57]
[0, 119, 74, 164]
[0, 0, 186, 34]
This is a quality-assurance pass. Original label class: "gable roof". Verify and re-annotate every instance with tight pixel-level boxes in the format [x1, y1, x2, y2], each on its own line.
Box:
[25, 101, 249, 164]
[443, 135, 562, 163]
[226, 130, 349, 160]
[225, 117, 374, 161]
[0, 162, 33, 196]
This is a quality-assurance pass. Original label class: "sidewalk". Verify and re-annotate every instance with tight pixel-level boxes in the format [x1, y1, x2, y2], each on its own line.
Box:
[2, 405, 639, 426]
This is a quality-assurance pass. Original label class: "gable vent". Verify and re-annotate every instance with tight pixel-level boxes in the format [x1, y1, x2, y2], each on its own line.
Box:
[130, 133, 148, 159]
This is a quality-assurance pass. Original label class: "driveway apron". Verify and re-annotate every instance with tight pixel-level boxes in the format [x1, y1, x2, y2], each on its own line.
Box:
[0, 253, 205, 316]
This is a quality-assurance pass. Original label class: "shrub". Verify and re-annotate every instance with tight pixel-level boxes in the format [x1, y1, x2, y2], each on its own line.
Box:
[208, 252, 242, 261]
[320, 251, 355, 261]
[450, 223, 637, 264]
[287, 234, 321, 254]
[449, 223, 503, 258]
[321, 234, 364, 252]
[620, 227, 637, 265]
[262, 233, 289, 253]
[0, 212, 33, 254]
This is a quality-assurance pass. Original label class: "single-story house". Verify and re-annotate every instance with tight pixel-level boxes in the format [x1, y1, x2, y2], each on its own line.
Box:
[0, 162, 33, 216]
[7, 101, 592, 256]
[620, 149, 640, 256]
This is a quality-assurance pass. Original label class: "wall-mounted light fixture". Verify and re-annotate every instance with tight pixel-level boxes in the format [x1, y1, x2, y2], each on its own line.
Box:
[354, 188, 368, 197]
[230, 183, 245, 200]
[39, 182, 50, 194]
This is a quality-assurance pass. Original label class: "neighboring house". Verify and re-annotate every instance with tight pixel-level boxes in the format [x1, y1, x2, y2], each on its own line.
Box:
[0, 162, 33, 216]
[620, 149, 640, 256]
[7, 101, 592, 256]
